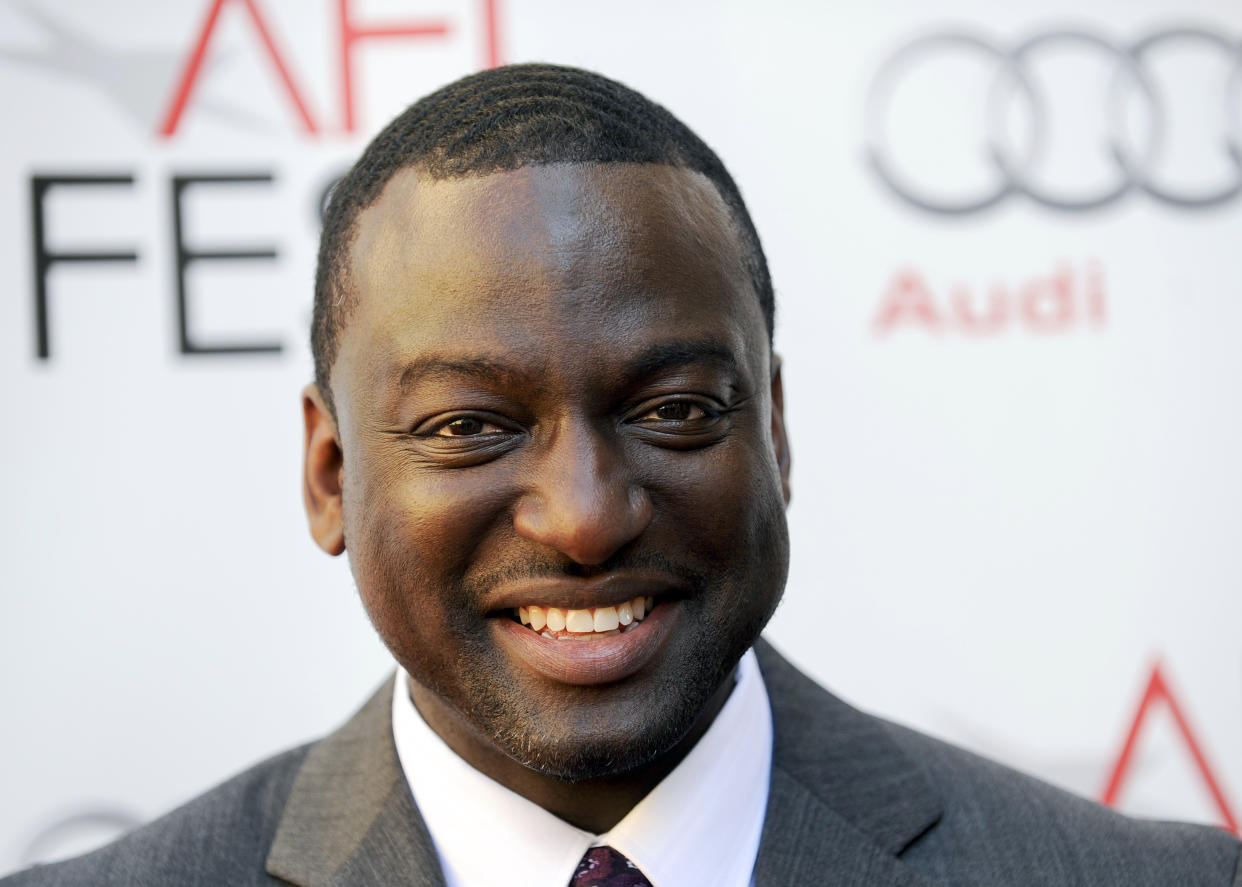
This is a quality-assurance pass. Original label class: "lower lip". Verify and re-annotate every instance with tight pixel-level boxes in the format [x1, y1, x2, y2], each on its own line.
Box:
[494, 602, 681, 686]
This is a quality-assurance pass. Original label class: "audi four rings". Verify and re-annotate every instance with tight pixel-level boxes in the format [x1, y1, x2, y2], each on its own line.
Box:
[865, 27, 1242, 213]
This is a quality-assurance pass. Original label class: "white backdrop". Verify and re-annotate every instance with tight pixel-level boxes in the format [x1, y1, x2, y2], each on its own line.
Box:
[3, 0, 1240, 872]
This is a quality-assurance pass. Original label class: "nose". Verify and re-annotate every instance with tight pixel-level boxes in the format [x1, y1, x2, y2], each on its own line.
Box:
[512, 420, 653, 566]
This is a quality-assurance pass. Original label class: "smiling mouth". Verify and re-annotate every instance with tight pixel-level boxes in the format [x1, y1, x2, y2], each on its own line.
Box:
[513, 596, 656, 640]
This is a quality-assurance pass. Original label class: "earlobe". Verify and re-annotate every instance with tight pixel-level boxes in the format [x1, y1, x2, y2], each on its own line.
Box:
[302, 384, 346, 556]
[770, 357, 792, 506]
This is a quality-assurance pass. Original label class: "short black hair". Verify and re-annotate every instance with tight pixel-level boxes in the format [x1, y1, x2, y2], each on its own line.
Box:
[312, 63, 774, 414]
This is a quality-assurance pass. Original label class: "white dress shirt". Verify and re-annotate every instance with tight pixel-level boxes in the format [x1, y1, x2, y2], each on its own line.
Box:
[391, 648, 773, 887]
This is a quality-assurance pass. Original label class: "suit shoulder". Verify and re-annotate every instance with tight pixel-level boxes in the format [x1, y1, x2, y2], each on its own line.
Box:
[2, 743, 312, 887]
[879, 718, 1242, 886]
[753, 640, 1240, 886]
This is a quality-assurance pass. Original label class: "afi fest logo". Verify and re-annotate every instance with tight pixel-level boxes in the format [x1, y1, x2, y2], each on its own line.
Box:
[1103, 663, 1238, 834]
[5, 0, 502, 360]
[2, 0, 502, 138]
[159, 0, 503, 136]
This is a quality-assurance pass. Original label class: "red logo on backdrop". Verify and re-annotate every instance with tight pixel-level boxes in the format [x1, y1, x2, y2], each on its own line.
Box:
[161, 0, 503, 136]
[10, 1, 507, 361]
[1101, 662, 1239, 834]
[874, 261, 1106, 336]
[0, 0, 501, 137]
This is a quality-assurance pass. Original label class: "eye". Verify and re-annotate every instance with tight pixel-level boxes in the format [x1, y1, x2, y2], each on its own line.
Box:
[404, 410, 523, 468]
[641, 401, 709, 422]
[626, 396, 729, 449]
[630, 397, 724, 429]
[430, 416, 507, 437]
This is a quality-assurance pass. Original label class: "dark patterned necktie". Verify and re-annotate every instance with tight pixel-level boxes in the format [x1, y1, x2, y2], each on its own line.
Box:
[570, 845, 654, 887]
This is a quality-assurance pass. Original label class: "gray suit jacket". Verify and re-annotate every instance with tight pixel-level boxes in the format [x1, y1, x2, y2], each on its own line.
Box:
[7, 641, 1240, 886]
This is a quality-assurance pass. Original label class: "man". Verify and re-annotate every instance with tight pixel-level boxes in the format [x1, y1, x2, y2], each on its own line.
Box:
[6, 64, 1239, 887]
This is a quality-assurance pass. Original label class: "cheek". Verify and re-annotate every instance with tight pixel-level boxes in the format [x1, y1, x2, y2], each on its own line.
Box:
[343, 455, 516, 621]
[636, 437, 782, 545]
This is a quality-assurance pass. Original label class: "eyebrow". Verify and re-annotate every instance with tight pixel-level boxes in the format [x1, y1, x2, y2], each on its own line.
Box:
[620, 339, 741, 387]
[397, 356, 539, 391]
[395, 339, 741, 392]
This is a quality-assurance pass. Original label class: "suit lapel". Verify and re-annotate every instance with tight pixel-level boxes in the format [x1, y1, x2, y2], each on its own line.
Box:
[324, 783, 444, 887]
[755, 769, 946, 887]
[265, 676, 446, 887]
[754, 640, 948, 887]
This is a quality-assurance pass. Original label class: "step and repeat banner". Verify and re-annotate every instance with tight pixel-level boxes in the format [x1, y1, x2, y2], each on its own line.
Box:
[2, 0, 1239, 871]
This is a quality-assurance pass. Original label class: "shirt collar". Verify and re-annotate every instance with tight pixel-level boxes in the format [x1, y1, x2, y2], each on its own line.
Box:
[391, 648, 772, 887]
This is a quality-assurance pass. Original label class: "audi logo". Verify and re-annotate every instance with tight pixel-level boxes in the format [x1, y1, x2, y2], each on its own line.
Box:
[865, 27, 1242, 213]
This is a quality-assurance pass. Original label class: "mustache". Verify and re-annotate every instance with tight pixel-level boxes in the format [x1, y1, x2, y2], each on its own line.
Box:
[459, 549, 710, 601]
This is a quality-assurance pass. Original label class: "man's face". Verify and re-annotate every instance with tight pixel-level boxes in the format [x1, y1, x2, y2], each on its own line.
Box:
[315, 162, 790, 780]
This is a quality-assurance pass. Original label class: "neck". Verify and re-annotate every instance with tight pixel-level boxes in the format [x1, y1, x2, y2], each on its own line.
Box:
[407, 672, 735, 834]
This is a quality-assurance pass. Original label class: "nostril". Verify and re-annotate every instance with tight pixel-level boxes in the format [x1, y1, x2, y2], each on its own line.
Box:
[511, 427, 653, 564]
[512, 490, 650, 566]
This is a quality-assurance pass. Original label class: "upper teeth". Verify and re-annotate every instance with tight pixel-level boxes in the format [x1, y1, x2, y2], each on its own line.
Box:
[517, 596, 655, 638]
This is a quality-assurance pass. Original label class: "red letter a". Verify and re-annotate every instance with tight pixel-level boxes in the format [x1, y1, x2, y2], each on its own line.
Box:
[1101, 662, 1238, 834]
[160, 0, 317, 137]
[875, 269, 942, 335]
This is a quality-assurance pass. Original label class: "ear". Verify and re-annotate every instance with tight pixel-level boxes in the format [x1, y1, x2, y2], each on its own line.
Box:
[302, 383, 346, 556]
[770, 356, 792, 506]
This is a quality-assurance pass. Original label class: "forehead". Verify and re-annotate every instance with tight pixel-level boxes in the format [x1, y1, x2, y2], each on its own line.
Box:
[337, 163, 764, 399]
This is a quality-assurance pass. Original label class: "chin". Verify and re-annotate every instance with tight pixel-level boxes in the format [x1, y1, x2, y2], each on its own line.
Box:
[495, 708, 696, 782]
[484, 650, 742, 782]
